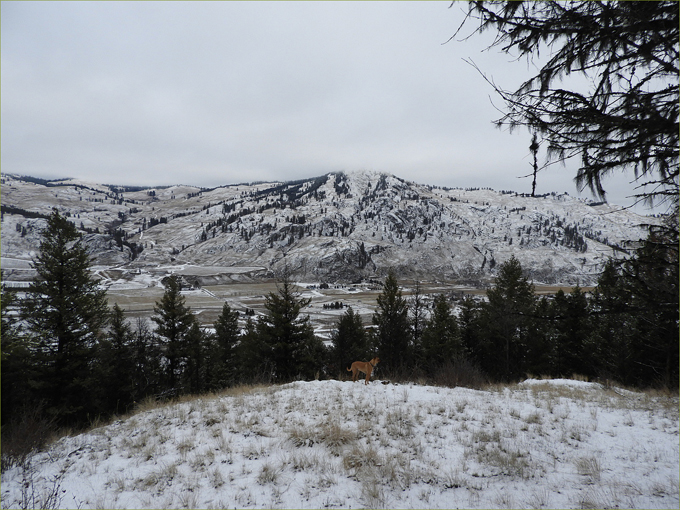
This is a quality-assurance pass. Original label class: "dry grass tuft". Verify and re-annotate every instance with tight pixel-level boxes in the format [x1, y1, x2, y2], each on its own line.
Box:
[575, 456, 602, 482]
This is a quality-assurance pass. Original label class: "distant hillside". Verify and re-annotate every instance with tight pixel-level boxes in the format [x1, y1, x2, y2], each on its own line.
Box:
[0, 171, 659, 285]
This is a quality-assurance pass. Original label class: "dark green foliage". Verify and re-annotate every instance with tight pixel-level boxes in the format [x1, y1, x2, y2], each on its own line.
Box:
[408, 281, 427, 363]
[589, 221, 679, 387]
[549, 287, 591, 377]
[21, 210, 110, 425]
[524, 296, 553, 377]
[329, 307, 368, 377]
[420, 294, 462, 366]
[207, 302, 240, 390]
[184, 322, 207, 394]
[151, 275, 197, 390]
[236, 317, 273, 384]
[256, 276, 324, 382]
[129, 317, 162, 402]
[1, 283, 37, 427]
[458, 295, 483, 364]
[373, 270, 412, 374]
[480, 256, 537, 381]
[588, 259, 636, 382]
[96, 303, 136, 415]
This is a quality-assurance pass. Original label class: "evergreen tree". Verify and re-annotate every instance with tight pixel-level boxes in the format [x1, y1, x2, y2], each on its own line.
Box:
[588, 260, 634, 382]
[151, 275, 196, 392]
[97, 303, 135, 415]
[1, 282, 36, 427]
[236, 317, 273, 384]
[524, 296, 553, 377]
[588, 219, 678, 387]
[257, 276, 319, 382]
[329, 307, 368, 377]
[373, 270, 411, 374]
[207, 302, 240, 390]
[458, 295, 483, 366]
[184, 321, 207, 394]
[616, 222, 678, 386]
[130, 317, 162, 402]
[481, 256, 536, 381]
[408, 281, 427, 365]
[420, 294, 462, 366]
[550, 287, 591, 377]
[21, 209, 109, 426]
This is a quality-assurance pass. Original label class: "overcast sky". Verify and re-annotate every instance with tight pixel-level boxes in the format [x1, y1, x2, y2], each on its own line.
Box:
[1, 1, 655, 210]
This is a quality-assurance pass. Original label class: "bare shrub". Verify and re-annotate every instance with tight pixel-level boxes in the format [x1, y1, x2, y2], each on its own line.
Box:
[432, 359, 489, 389]
[1, 405, 57, 471]
[16, 461, 66, 510]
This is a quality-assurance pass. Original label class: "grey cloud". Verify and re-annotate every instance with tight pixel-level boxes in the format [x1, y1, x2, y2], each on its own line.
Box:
[1, 1, 651, 209]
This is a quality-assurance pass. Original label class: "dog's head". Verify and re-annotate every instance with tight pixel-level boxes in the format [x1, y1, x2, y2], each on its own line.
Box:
[371, 357, 380, 365]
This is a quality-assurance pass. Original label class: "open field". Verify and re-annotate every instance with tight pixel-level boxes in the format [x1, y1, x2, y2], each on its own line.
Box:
[105, 276, 594, 336]
[2, 378, 677, 509]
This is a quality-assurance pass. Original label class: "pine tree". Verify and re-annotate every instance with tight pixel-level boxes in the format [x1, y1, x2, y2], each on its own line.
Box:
[481, 256, 536, 381]
[184, 322, 207, 394]
[550, 287, 591, 378]
[588, 260, 629, 381]
[257, 276, 319, 382]
[151, 275, 196, 392]
[617, 222, 678, 386]
[420, 294, 462, 366]
[207, 302, 240, 390]
[97, 303, 135, 415]
[237, 317, 273, 383]
[458, 295, 483, 365]
[373, 270, 411, 375]
[524, 296, 553, 377]
[588, 219, 678, 387]
[408, 281, 427, 365]
[1, 282, 36, 427]
[329, 307, 368, 377]
[21, 209, 110, 426]
[130, 317, 162, 402]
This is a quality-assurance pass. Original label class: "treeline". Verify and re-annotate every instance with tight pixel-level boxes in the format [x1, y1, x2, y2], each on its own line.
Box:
[1, 210, 677, 445]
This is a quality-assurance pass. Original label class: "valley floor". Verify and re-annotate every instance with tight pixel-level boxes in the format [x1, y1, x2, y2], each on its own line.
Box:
[1, 379, 678, 509]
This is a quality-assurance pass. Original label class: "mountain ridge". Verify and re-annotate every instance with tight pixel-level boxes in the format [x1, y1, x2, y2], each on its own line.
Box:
[1, 171, 659, 286]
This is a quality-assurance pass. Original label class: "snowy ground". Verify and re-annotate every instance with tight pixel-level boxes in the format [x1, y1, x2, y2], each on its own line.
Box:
[1, 379, 678, 509]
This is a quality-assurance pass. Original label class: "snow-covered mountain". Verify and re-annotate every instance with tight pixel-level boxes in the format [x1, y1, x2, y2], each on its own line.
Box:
[1, 171, 658, 285]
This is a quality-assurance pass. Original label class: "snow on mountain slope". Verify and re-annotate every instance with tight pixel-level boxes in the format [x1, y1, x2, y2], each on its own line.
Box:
[1, 171, 658, 285]
[1, 379, 678, 509]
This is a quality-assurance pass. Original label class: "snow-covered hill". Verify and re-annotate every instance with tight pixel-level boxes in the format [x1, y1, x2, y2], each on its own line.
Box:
[1, 379, 678, 509]
[1, 171, 659, 285]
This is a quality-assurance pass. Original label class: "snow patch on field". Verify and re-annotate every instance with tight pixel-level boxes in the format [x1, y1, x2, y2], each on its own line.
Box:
[2, 379, 677, 509]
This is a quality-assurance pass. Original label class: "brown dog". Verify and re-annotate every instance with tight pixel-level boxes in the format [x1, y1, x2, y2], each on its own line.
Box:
[347, 357, 380, 385]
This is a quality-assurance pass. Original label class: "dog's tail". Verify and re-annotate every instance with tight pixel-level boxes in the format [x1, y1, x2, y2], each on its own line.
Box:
[346, 365, 352, 371]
